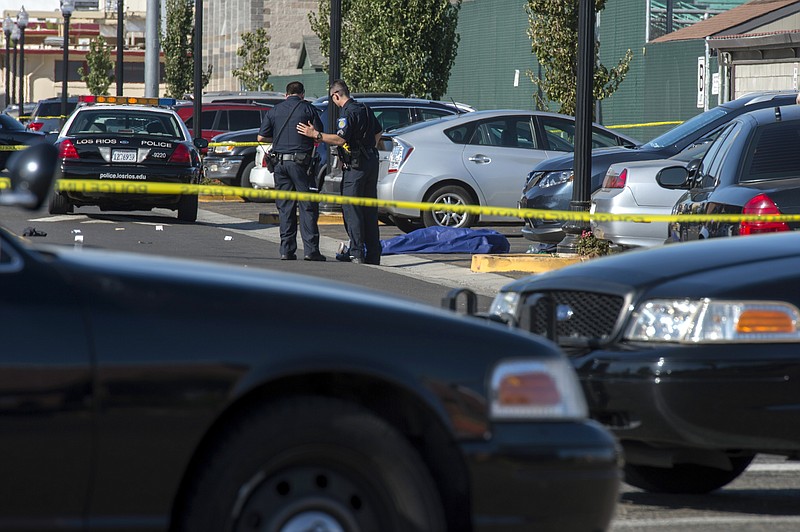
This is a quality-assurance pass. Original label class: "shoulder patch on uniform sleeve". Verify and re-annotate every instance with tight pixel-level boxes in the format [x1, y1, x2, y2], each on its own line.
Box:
[337, 117, 347, 130]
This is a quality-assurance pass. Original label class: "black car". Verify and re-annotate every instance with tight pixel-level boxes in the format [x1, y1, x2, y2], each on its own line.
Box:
[0, 144, 621, 531]
[0, 112, 45, 169]
[49, 96, 207, 222]
[484, 232, 800, 493]
[203, 127, 260, 189]
[520, 91, 799, 244]
[660, 103, 800, 242]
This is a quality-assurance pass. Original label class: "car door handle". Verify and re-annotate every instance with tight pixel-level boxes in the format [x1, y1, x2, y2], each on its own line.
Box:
[468, 155, 491, 164]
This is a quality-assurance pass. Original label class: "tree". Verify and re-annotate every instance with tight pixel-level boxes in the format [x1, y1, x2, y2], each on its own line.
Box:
[309, 0, 461, 99]
[79, 36, 114, 96]
[232, 29, 273, 91]
[526, 0, 632, 116]
[162, 0, 212, 98]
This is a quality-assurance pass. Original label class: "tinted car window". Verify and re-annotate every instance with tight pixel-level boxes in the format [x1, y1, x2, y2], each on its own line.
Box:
[67, 110, 184, 139]
[696, 122, 738, 188]
[373, 108, 412, 131]
[418, 108, 453, 122]
[539, 116, 579, 151]
[743, 121, 800, 181]
[185, 111, 217, 130]
[228, 109, 263, 129]
[444, 124, 472, 144]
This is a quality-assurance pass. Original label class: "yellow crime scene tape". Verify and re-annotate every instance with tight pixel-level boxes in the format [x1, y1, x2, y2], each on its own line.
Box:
[0, 145, 32, 151]
[0, 178, 783, 225]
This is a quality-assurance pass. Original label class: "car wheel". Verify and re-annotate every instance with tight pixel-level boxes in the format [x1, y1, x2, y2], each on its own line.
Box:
[239, 161, 268, 203]
[175, 397, 446, 532]
[422, 185, 477, 229]
[391, 216, 423, 234]
[48, 192, 72, 215]
[623, 455, 754, 494]
[177, 194, 198, 222]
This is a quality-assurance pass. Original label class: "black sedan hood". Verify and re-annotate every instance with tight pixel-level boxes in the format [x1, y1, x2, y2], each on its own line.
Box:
[501, 232, 800, 294]
[529, 145, 665, 173]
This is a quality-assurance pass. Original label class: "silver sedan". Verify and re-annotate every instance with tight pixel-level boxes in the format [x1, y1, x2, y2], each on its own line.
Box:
[591, 144, 709, 249]
[378, 110, 638, 232]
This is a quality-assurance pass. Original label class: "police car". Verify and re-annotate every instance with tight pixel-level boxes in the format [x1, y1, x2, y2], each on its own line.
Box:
[49, 95, 208, 222]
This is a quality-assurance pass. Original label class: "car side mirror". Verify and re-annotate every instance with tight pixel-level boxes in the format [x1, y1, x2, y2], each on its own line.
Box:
[194, 138, 209, 149]
[0, 143, 59, 210]
[685, 157, 702, 178]
[656, 165, 691, 190]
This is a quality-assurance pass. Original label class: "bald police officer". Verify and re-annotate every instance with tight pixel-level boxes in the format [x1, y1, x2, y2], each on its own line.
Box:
[258, 81, 326, 261]
[297, 80, 382, 265]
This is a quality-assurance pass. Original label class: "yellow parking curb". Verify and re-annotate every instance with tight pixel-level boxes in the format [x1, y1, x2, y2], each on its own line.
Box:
[471, 254, 586, 273]
[258, 212, 344, 225]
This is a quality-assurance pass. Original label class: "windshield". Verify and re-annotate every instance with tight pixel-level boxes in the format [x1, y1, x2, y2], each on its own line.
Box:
[67, 109, 185, 139]
[642, 106, 729, 149]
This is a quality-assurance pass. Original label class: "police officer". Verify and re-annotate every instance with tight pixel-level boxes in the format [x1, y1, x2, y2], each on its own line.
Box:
[258, 81, 326, 261]
[297, 80, 382, 265]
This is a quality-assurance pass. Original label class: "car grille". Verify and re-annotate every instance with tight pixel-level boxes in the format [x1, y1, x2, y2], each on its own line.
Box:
[521, 290, 625, 346]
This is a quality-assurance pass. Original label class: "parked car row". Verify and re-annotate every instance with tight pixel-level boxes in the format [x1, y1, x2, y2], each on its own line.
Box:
[589, 91, 800, 249]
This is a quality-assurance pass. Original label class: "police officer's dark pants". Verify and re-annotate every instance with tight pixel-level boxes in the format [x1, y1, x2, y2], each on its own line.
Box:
[341, 153, 381, 264]
[274, 160, 320, 257]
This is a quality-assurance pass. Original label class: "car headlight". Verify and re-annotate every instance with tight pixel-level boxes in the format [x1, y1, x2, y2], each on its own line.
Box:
[490, 359, 588, 420]
[538, 170, 574, 188]
[213, 145, 236, 155]
[489, 291, 521, 321]
[624, 299, 800, 343]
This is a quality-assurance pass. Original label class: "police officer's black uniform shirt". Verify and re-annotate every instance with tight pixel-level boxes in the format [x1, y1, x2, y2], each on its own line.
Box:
[259, 95, 323, 154]
[337, 99, 382, 150]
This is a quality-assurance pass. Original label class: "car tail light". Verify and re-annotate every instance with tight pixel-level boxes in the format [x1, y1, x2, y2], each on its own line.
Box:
[169, 143, 191, 163]
[388, 139, 413, 173]
[739, 193, 789, 235]
[59, 139, 79, 159]
[26, 121, 44, 131]
[602, 168, 627, 189]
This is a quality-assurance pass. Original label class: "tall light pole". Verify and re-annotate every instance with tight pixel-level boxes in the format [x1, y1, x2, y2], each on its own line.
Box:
[17, 6, 27, 122]
[116, 0, 123, 96]
[60, 0, 73, 126]
[3, 16, 12, 109]
[10, 24, 18, 107]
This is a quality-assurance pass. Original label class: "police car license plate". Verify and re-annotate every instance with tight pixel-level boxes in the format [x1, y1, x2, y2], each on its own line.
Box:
[112, 149, 137, 163]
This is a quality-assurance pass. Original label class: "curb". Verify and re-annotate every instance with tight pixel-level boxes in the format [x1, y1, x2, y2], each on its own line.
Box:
[199, 195, 245, 203]
[471, 254, 585, 273]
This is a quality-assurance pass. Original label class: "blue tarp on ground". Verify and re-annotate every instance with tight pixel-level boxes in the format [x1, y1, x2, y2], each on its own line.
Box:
[380, 226, 510, 255]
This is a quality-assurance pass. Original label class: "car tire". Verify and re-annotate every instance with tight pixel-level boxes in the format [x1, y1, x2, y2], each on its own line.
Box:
[391, 216, 423, 234]
[239, 161, 268, 203]
[177, 194, 198, 222]
[175, 397, 446, 532]
[623, 455, 754, 494]
[48, 192, 72, 215]
[422, 185, 477, 229]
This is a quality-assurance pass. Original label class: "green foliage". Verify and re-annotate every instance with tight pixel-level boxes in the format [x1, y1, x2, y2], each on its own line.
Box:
[78, 36, 114, 96]
[162, 0, 212, 98]
[576, 230, 611, 258]
[526, 0, 632, 116]
[232, 29, 273, 91]
[309, 0, 461, 100]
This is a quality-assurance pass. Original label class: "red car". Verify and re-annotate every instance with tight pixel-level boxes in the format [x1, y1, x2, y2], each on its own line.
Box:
[173, 102, 271, 141]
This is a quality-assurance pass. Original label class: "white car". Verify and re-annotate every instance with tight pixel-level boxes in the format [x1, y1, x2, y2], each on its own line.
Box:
[248, 143, 275, 191]
[590, 143, 710, 249]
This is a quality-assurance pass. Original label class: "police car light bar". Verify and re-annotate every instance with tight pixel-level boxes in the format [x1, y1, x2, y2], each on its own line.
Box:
[78, 96, 177, 106]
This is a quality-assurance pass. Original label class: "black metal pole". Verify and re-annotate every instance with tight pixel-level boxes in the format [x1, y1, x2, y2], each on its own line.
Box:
[61, 14, 70, 125]
[327, 0, 341, 135]
[10, 39, 15, 106]
[116, 0, 123, 96]
[557, 0, 595, 254]
[192, 0, 202, 140]
[4, 35, 9, 109]
[18, 26, 24, 120]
